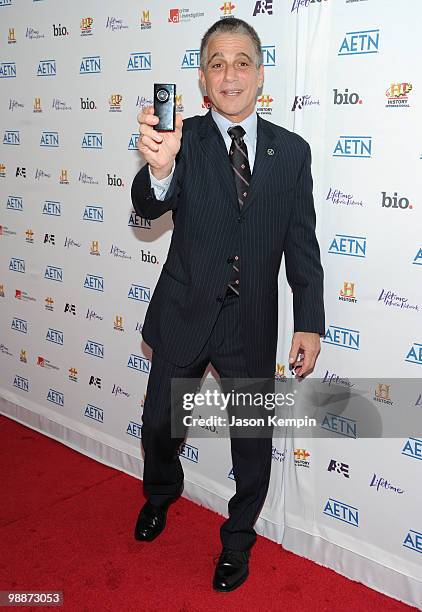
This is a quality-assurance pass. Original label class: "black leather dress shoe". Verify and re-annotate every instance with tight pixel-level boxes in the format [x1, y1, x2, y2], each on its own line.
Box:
[134, 501, 168, 542]
[213, 549, 250, 592]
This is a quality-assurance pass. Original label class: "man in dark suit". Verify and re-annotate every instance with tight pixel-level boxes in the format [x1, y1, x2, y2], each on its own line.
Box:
[131, 17, 324, 592]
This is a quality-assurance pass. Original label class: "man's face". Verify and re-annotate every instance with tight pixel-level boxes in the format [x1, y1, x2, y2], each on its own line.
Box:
[199, 32, 264, 123]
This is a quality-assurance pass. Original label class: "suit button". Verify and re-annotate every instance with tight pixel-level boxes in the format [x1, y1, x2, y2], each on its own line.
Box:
[227, 256, 234, 264]
[216, 296, 224, 303]
[236, 216, 244, 223]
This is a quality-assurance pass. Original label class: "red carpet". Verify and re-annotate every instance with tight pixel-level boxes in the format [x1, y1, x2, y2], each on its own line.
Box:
[0, 415, 416, 611]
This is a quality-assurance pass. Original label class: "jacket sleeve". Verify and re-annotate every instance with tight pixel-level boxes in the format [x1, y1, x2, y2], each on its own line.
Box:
[283, 142, 325, 335]
[131, 154, 185, 220]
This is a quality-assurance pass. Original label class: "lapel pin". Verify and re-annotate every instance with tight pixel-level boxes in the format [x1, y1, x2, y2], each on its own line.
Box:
[267, 148, 274, 156]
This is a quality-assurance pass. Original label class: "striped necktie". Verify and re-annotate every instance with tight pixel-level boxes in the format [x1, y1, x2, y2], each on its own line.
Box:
[225, 125, 251, 297]
[227, 125, 251, 210]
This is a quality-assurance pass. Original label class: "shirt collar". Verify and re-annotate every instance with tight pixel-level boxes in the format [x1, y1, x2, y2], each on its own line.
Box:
[211, 108, 257, 143]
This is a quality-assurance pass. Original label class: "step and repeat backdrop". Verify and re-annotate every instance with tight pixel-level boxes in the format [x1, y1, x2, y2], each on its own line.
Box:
[0, 0, 420, 605]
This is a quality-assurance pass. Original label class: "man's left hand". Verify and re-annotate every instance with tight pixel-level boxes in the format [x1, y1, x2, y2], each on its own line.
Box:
[288, 332, 321, 378]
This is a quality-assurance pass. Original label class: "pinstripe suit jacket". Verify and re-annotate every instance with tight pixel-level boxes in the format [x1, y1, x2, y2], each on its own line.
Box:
[131, 111, 324, 377]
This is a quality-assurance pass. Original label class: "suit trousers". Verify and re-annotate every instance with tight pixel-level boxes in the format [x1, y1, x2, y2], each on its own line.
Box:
[140, 293, 274, 552]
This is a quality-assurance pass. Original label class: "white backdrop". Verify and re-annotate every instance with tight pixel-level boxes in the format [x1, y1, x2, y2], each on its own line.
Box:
[0, 0, 421, 607]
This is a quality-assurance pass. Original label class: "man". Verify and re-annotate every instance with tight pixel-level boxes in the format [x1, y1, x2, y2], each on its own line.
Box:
[131, 18, 324, 592]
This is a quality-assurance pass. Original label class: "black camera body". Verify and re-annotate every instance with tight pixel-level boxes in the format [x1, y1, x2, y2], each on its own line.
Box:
[153, 83, 176, 131]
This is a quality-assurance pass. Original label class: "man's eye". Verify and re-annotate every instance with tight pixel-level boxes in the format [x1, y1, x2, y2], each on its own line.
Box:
[212, 63, 222, 69]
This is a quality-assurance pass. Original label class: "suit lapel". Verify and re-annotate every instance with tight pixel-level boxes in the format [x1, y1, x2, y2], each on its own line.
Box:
[198, 111, 238, 212]
[198, 112, 278, 215]
[241, 115, 278, 215]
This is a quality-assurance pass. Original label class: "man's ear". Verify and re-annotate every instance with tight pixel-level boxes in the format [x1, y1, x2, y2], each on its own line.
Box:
[258, 64, 264, 89]
[198, 67, 206, 91]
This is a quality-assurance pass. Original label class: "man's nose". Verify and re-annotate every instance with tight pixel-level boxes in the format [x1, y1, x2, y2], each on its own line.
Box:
[223, 64, 236, 81]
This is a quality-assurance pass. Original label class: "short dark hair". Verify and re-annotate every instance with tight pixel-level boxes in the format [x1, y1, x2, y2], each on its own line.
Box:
[200, 17, 262, 69]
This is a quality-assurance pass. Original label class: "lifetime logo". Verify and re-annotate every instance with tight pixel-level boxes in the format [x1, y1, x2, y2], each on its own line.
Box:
[37, 60, 56, 76]
[402, 437, 422, 460]
[112, 384, 130, 397]
[83, 205, 103, 222]
[338, 29, 380, 56]
[47, 388, 64, 407]
[0, 62, 16, 78]
[127, 52, 151, 71]
[324, 325, 360, 351]
[84, 274, 104, 292]
[13, 375, 29, 392]
[405, 342, 422, 366]
[9, 258, 25, 273]
[84, 340, 104, 359]
[11, 317, 27, 333]
[291, 0, 328, 13]
[46, 328, 64, 345]
[81, 132, 102, 149]
[3, 130, 20, 145]
[321, 412, 357, 439]
[42, 200, 61, 216]
[178, 442, 199, 463]
[44, 266, 63, 282]
[323, 498, 359, 527]
[36, 169, 51, 179]
[85, 404, 103, 423]
[403, 529, 422, 554]
[7, 195, 23, 211]
[80, 56, 101, 74]
[127, 354, 150, 373]
[333, 136, 371, 158]
[11, 99, 24, 112]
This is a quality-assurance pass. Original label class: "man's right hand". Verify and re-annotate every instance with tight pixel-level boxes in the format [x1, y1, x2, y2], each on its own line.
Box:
[137, 106, 183, 180]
